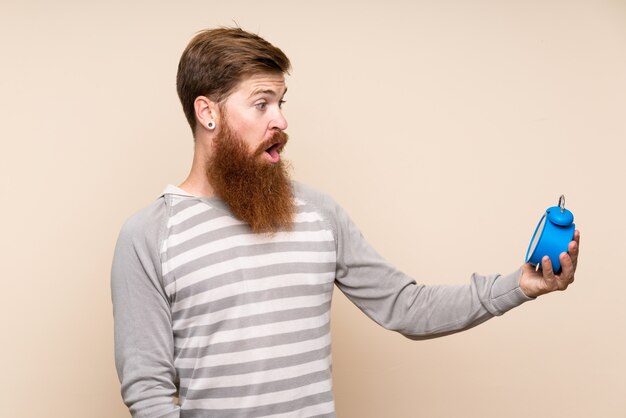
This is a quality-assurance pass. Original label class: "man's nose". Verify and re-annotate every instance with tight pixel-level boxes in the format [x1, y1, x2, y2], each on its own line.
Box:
[270, 110, 288, 131]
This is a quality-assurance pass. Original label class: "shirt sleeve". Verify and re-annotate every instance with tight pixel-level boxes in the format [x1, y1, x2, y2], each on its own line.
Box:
[110, 200, 181, 418]
[313, 189, 534, 339]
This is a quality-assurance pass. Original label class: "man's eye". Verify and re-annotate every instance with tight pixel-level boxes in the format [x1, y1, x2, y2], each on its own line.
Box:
[279, 100, 286, 109]
[255, 102, 267, 111]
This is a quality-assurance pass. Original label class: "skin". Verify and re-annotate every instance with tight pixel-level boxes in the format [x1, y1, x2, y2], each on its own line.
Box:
[178, 71, 579, 298]
[179, 72, 288, 197]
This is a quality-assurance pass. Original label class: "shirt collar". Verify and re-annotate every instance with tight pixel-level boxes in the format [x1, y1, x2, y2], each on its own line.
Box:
[161, 184, 195, 198]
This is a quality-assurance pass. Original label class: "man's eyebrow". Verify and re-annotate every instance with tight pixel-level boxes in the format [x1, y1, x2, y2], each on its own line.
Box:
[248, 86, 288, 99]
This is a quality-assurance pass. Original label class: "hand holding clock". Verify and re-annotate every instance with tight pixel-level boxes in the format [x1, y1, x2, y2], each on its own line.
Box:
[519, 229, 580, 298]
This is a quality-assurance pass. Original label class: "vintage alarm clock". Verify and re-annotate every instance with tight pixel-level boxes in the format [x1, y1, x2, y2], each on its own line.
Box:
[525, 195, 575, 273]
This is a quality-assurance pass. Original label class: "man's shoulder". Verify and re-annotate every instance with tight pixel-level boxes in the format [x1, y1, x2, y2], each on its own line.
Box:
[292, 181, 338, 211]
[112, 194, 169, 288]
[116, 195, 168, 246]
[291, 181, 351, 228]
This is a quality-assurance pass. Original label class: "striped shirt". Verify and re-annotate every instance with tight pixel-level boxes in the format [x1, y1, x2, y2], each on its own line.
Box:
[111, 182, 531, 418]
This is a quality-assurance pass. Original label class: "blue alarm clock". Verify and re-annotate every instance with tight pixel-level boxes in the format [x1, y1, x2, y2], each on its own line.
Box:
[525, 195, 575, 273]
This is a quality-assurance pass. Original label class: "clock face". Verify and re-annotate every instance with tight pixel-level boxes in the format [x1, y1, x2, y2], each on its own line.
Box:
[527, 214, 546, 261]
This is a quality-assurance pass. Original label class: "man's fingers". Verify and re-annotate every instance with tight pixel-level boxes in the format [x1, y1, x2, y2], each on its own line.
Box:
[568, 230, 580, 269]
[541, 256, 556, 289]
[559, 229, 580, 289]
[558, 252, 575, 288]
[532, 231, 579, 295]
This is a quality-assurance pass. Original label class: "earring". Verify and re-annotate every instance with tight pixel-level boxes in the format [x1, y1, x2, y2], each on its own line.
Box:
[207, 121, 216, 130]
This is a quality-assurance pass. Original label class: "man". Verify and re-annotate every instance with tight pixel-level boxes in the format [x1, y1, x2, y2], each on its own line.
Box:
[111, 27, 579, 418]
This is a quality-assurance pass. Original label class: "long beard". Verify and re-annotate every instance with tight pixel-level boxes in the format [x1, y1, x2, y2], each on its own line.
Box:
[206, 122, 295, 234]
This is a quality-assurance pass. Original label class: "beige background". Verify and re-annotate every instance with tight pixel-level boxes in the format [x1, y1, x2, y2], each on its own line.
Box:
[1, 0, 625, 417]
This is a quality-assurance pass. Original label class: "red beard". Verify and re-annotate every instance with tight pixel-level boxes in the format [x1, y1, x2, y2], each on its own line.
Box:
[206, 121, 295, 234]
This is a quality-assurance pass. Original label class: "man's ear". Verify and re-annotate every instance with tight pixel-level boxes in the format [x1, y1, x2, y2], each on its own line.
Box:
[194, 96, 220, 133]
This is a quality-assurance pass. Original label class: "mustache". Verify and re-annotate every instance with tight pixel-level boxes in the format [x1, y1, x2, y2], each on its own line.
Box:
[254, 130, 289, 156]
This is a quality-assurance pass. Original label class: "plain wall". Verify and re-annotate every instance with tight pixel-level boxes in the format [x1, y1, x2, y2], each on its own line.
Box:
[1, 0, 625, 417]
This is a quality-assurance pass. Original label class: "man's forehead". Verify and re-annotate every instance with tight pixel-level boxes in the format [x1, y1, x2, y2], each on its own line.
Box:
[236, 73, 287, 97]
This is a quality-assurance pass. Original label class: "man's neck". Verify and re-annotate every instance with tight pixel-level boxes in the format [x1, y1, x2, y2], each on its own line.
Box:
[179, 142, 215, 198]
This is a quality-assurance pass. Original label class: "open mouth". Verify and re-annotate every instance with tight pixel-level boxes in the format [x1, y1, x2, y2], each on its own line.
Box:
[264, 142, 284, 163]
